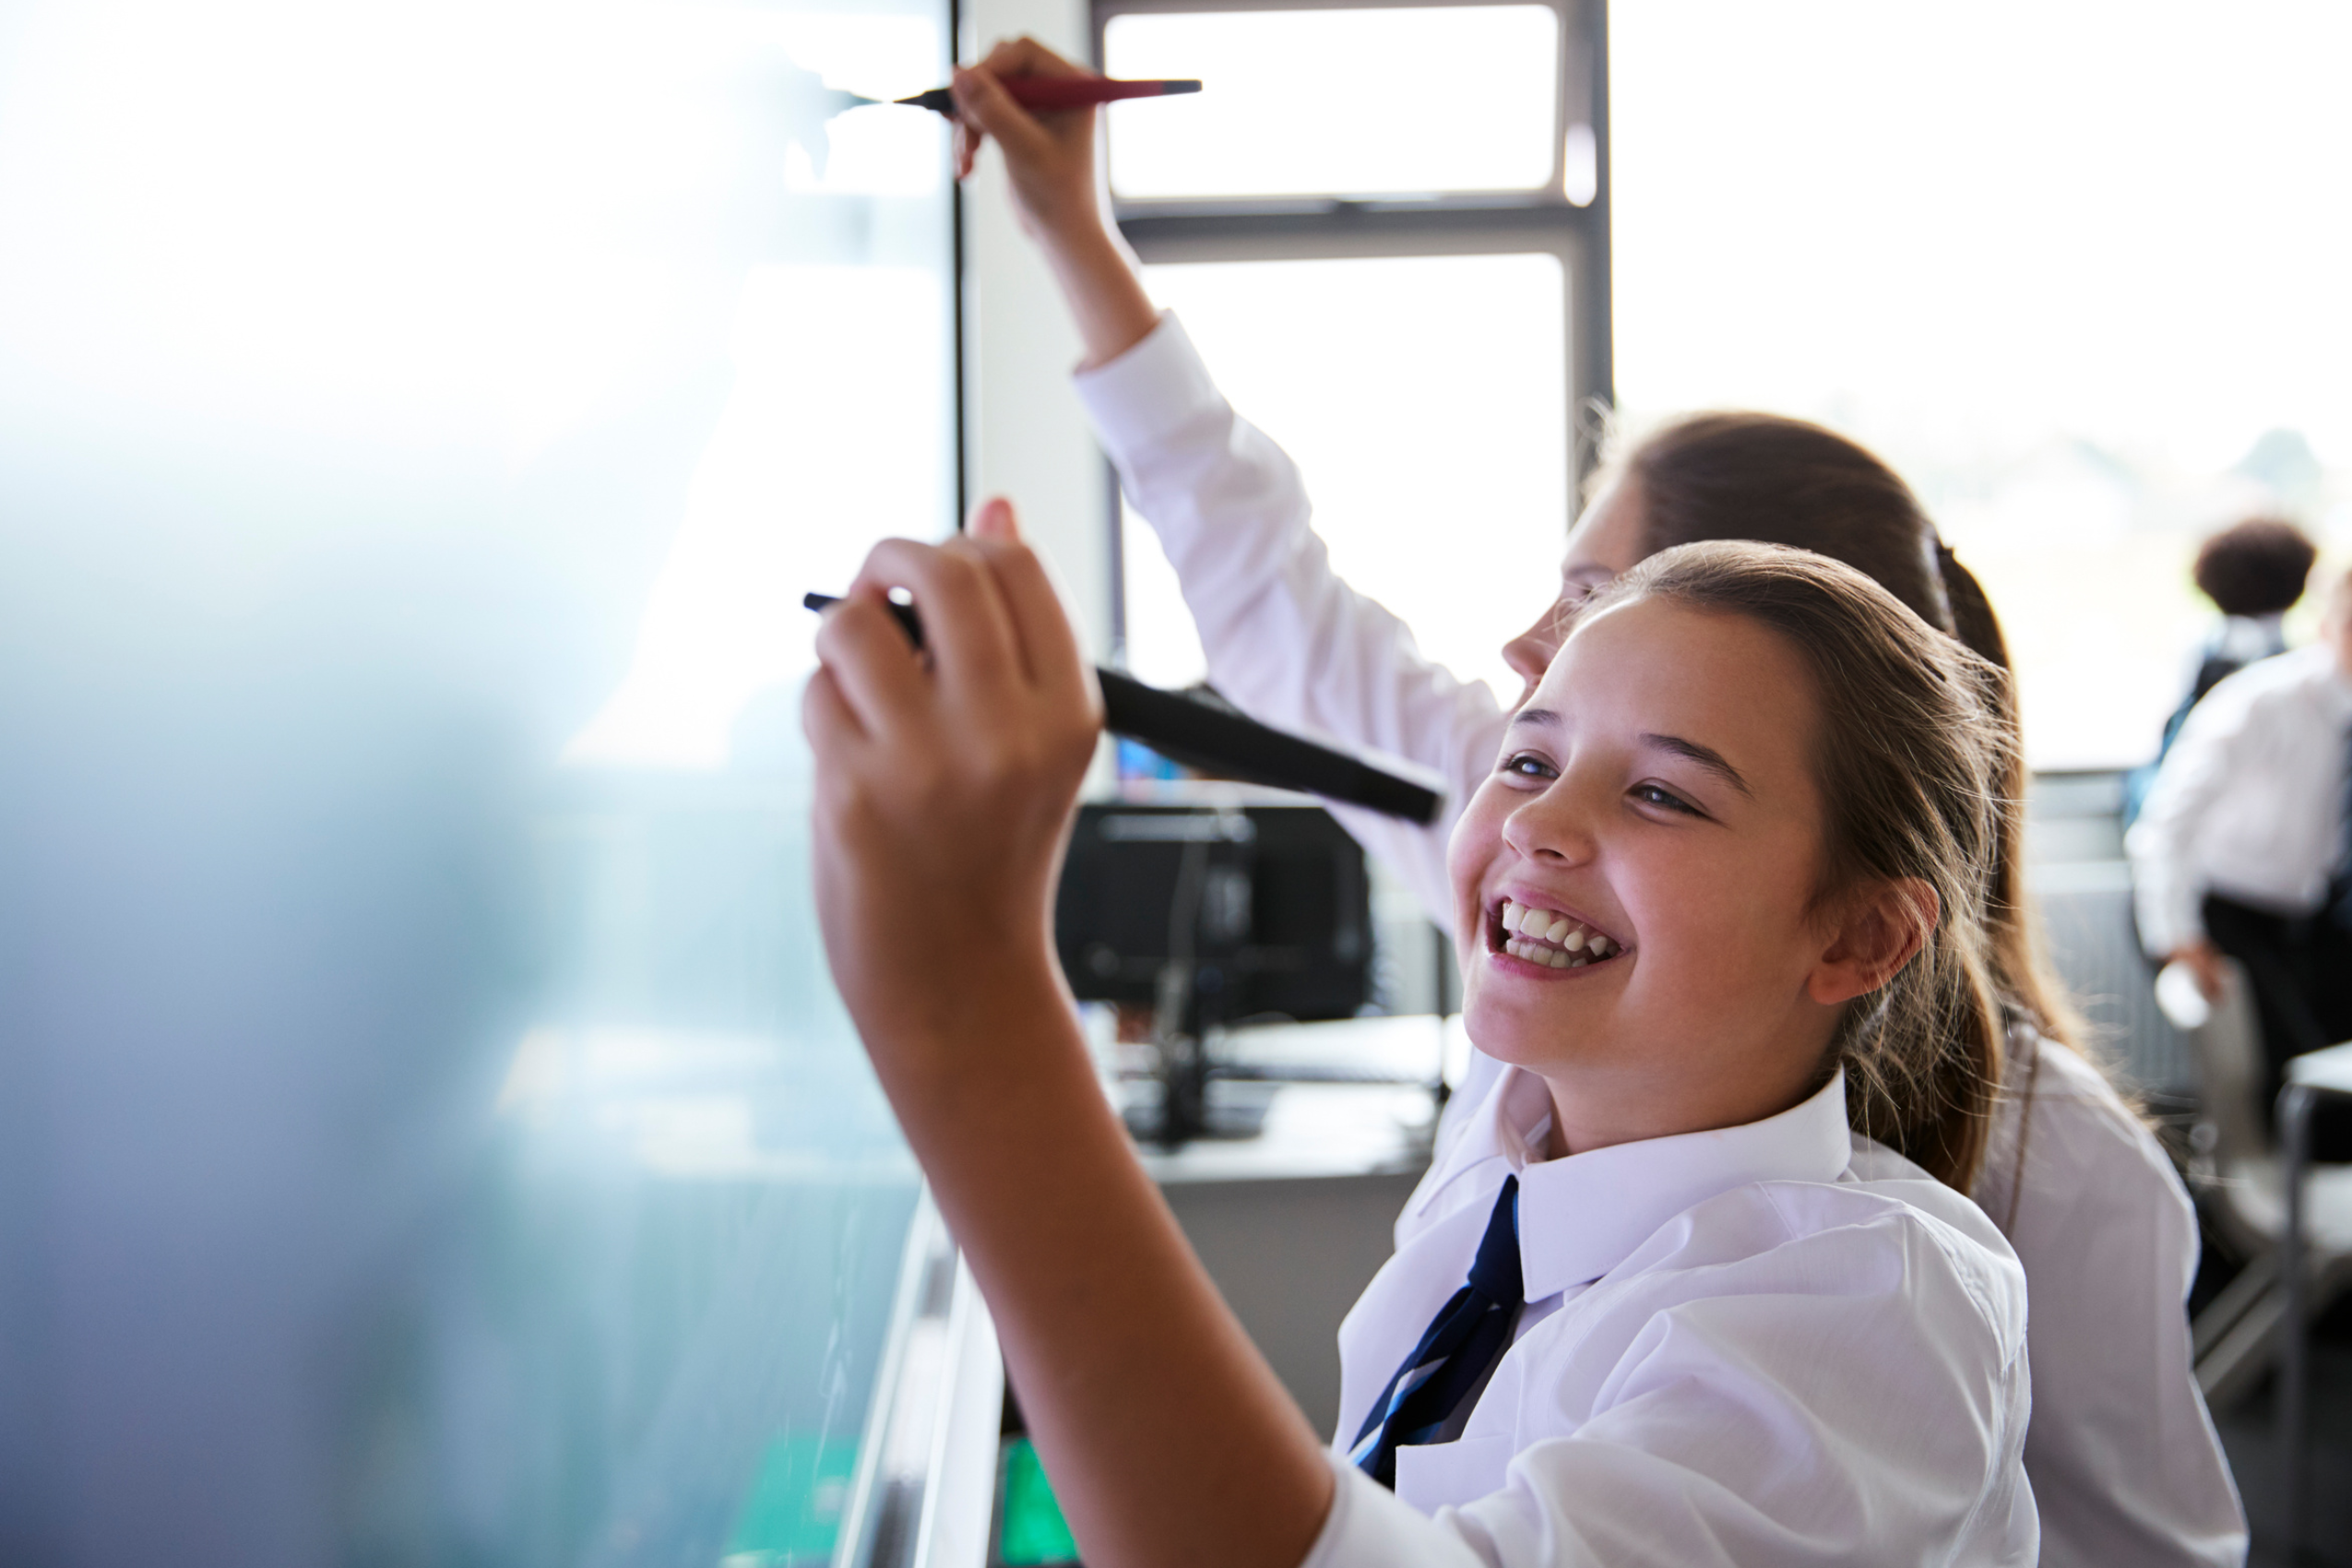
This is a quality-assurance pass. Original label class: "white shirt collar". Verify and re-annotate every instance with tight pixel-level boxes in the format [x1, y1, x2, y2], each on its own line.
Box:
[1423, 1066, 1856, 1300]
[2211, 612, 2286, 664]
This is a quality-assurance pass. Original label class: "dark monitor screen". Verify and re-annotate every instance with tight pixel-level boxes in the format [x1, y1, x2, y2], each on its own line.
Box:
[1054, 802, 1372, 1024]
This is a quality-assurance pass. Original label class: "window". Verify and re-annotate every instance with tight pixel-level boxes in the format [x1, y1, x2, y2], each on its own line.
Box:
[1105, 6, 1564, 199]
[1123, 251, 1571, 696]
[0, 0, 958, 1554]
[1098, 0, 1608, 706]
[1610, 1, 2352, 770]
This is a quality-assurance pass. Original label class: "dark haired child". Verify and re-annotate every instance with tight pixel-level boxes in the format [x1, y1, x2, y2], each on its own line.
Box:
[2131, 568, 2352, 1143]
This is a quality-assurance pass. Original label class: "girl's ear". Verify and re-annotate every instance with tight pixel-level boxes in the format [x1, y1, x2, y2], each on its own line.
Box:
[1806, 878, 1938, 1006]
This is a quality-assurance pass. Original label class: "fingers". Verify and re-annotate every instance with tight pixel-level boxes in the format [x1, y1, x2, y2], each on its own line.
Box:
[834, 527, 1095, 744]
[959, 505, 1095, 717]
[951, 62, 1060, 168]
[976, 35, 1091, 81]
[852, 537, 1022, 698]
[968, 495, 1022, 542]
[812, 588, 931, 736]
[802, 661, 864, 754]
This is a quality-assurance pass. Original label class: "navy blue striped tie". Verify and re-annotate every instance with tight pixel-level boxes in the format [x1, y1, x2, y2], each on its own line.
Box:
[1349, 1175, 1524, 1489]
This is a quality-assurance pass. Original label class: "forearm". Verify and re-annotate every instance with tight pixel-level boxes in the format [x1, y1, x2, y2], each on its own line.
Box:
[1035, 218, 1159, 370]
[872, 961, 1334, 1568]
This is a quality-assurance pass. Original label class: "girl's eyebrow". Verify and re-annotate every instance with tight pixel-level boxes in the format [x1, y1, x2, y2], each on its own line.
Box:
[1510, 710, 1752, 798]
[1642, 732, 1753, 798]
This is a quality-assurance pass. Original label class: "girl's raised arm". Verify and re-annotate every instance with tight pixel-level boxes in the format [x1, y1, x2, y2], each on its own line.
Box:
[950, 41, 1161, 369]
[802, 500, 1337, 1568]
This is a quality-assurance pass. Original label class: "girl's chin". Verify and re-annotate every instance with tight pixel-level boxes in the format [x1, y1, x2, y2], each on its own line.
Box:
[1460, 988, 1596, 1071]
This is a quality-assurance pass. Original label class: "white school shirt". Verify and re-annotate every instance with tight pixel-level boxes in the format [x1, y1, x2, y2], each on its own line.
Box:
[1075, 311, 2247, 1566]
[1305, 1066, 2036, 1567]
[2127, 642, 2352, 957]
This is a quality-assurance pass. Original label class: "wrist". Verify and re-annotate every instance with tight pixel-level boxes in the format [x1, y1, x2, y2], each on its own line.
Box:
[856, 939, 1077, 1083]
[1044, 229, 1159, 368]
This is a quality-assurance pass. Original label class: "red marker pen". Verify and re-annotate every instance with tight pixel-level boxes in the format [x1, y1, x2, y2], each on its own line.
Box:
[891, 77, 1201, 116]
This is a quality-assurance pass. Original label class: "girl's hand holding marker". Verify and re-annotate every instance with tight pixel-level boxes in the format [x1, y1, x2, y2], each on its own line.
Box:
[802, 499, 1100, 1064]
[949, 40, 1166, 368]
[803, 501, 1335, 1568]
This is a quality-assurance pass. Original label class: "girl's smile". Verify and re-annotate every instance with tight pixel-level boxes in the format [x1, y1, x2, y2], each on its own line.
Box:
[1482, 896, 1628, 974]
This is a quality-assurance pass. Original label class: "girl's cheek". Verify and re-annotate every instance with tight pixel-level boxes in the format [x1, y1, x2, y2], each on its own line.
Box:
[1444, 786, 1508, 897]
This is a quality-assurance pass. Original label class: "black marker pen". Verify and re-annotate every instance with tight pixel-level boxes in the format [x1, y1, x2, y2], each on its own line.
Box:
[803, 592, 1441, 824]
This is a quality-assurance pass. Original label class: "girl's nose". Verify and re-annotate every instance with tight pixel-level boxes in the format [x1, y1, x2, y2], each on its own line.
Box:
[1501, 625, 1556, 703]
[1500, 596, 1578, 705]
[1502, 777, 1598, 866]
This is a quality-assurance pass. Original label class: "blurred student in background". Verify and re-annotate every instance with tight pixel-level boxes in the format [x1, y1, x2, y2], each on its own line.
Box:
[2130, 567, 2352, 1140]
[950, 39, 2244, 1567]
[2125, 516, 2317, 826]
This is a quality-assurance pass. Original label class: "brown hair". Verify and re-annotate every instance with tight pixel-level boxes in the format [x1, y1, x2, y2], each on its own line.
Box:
[1608, 411, 2083, 1055]
[2193, 517, 2317, 618]
[1588, 541, 2012, 1190]
[1625, 413, 1953, 633]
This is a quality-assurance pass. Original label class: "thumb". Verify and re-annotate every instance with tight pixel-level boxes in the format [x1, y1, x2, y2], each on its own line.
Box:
[968, 496, 1023, 543]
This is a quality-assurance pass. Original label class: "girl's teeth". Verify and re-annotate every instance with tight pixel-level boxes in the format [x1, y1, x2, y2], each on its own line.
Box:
[1497, 903, 1624, 967]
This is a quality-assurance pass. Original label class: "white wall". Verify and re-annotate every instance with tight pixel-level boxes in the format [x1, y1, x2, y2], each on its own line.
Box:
[960, 0, 1114, 661]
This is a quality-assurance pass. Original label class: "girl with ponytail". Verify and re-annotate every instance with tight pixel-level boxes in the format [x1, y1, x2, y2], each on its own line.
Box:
[809, 521, 2037, 1565]
[951, 38, 2242, 1562]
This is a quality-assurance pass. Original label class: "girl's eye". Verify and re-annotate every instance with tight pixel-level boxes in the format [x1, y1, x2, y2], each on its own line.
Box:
[1501, 752, 1556, 781]
[1632, 782, 1703, 816]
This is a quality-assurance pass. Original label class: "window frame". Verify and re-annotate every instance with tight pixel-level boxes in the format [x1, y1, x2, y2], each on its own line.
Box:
[1090, 0, 1611, 661]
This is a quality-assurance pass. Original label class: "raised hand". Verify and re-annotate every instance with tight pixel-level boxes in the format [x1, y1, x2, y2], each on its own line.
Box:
[951, 38, 1102, 239]
[950, 38, 1160, 366]
[802, 498, 1102, 1064]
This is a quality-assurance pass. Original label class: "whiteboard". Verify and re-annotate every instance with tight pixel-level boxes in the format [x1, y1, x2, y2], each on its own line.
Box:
[0, 1, 957, 1562]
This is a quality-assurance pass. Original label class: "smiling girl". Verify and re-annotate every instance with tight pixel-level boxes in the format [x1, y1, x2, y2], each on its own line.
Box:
[805, 514, 2035, 1566]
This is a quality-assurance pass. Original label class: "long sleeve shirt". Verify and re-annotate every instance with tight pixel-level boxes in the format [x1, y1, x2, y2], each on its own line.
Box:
[1075, 311, 2246, 1567]
[2128, 642, 2352, 956]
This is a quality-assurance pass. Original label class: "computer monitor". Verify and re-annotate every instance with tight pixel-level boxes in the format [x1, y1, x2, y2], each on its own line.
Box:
[1055, 802, 1372, 1025]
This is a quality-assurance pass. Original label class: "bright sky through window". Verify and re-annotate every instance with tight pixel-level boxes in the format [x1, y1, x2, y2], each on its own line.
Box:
[1125, 254, 1570, 702]
[1611, 0, 2352, 768]
[1104, 6, 1561, 198]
